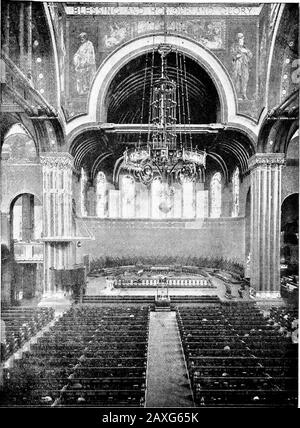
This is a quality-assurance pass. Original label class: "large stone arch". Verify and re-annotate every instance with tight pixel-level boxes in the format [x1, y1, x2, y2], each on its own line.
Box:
[1, 189, 42, 215]
[66, 34, 259, 139]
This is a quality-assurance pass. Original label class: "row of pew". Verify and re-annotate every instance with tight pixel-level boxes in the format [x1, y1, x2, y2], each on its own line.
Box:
[269, 306, 298, 333]
[1, 307, 54, 362]
[0, 305, 150, 407]
[176, 302, 298, 407]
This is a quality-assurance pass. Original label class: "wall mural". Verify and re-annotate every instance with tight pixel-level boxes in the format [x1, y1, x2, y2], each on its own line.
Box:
[103, 22, 128, 49]
[225, 21, 257, 117]
[73, 32, 96, 95]
[230, 32, 253, 101]
[185, 20, 225, 50]
[55, 3, 271, 121]
[73, 18, 227, 54]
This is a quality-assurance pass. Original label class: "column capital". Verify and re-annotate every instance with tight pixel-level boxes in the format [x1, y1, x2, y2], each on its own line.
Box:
[248, 153, 285, 171]
[40, 152, 74, 170]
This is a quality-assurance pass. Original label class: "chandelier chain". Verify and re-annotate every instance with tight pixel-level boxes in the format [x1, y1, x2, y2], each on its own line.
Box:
[183, 54, 193, 150]
[139, 52, 149, 147]
[122, 45, 207, 187]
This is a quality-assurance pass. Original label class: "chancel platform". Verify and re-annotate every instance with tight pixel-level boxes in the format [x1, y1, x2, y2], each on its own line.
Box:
[100, 265, 216, 288]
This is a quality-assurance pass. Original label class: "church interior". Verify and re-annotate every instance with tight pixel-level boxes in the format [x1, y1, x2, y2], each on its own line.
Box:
[0, 1, 299, 408]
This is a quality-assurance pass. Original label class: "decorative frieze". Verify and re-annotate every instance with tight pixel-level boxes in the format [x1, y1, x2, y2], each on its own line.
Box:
[248, 153, 285, 171]
[40, 152, 74, 170]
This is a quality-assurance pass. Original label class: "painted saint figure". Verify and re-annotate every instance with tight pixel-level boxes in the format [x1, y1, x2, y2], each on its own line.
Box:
[73, 32, 96, 95]
[230, 32, 253, 100]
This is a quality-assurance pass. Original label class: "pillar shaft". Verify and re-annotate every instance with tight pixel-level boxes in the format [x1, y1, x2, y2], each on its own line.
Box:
[40, 153, 74, 295]
[249, 153, 285, 298]
[21, 194, 34, 241]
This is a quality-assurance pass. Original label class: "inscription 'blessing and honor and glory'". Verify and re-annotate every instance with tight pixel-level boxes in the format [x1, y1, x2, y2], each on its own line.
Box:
[65, 5, 263, 16]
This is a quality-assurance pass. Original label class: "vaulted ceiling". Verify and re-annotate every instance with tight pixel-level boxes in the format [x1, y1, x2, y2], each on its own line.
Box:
[106, 51, 220, 125]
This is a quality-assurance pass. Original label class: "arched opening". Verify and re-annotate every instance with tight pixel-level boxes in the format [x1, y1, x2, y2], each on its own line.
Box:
[210, 172, 222, 218]
[182, 180, 195, 219]
[120, 175, 136, 218]
[9, 193, 43, 303]
[280, 193, 299, 278]
[2, 123, 38, 162]
[95, 171, 108, 218]
[80, 167, 89, 217]
[231, 167, 240, 217]
[151, 176, 162, 219]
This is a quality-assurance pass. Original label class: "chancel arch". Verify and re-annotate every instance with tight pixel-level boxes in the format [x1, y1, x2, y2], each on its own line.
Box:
[66, 34, 259, 139]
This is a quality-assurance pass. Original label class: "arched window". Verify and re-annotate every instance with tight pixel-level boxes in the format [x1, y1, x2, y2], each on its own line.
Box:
[210, 172, 222, 218]
[121, 175, 135, 218]
[182, 180, 195, 218]
[80, 168, 88, 217]
[95, 171, 107, 218]
[232, 167, 240, 217]
[151, 177, 162, 218]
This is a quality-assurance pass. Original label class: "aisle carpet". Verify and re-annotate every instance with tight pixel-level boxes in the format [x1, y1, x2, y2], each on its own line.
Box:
[145, 311, 194, 407]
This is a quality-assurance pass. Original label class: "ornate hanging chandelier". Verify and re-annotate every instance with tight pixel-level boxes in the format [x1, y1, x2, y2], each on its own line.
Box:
[122, 44, 206, 188]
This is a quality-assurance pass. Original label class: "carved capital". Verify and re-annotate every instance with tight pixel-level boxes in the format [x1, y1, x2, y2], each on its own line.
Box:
[248, 153, 285, 171]
[40, 152, 74, 170]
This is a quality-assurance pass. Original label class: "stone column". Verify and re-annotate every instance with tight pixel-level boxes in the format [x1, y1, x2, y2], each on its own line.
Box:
[248, 153, 285, 298]
[40, 153, 74, 296]
[21, 194, 34, 241]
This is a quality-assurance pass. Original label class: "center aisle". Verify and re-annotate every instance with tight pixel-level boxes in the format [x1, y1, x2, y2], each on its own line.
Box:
[145, 311, 194, 408]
